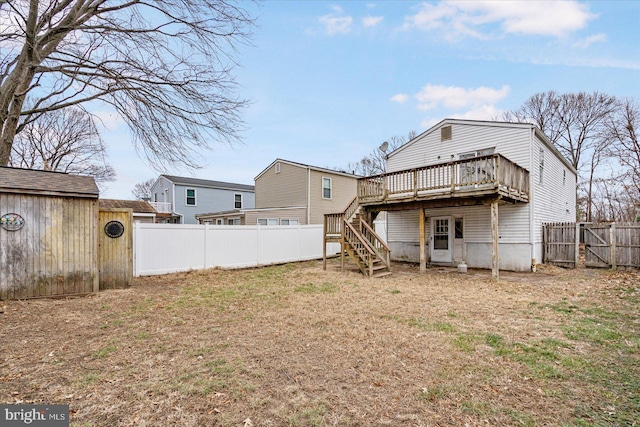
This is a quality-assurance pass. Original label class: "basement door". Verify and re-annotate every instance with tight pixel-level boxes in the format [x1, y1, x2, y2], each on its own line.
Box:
[431, 216, 453, 263]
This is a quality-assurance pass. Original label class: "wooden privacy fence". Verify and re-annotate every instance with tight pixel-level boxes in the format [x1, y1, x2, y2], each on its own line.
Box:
[543, 222, 640, 270]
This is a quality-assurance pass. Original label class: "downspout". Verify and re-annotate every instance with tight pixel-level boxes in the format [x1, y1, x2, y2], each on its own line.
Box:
[529, 127, 536, 270]
[307, 167, 311, 224]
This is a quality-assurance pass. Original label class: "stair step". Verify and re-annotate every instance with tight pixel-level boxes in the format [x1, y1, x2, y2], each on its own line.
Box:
[372, 264, 388, 271]
[373, 271, 393, 278]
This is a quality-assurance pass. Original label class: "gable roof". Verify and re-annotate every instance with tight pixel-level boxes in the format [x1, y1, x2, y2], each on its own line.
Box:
[0, 166, 99, 198]
[99, 199, 156, 213]
[160, 175, 254, 192]
[255, 158, 361, 181]
[388, 118, 577, 174]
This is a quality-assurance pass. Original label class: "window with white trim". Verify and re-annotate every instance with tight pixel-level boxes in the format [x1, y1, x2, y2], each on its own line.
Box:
[234, 193, 242, 209]
[228, 218, 241, 225]
[539, 148, 545, 185]
[322, 177, 332, 199]
[186, 188, 196, 206]
[280, 219, 299, 225]
[216, 219, 223, 225]
[257, 218, 279, 226]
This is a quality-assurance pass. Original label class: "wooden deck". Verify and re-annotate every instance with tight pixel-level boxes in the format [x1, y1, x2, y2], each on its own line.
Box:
[357, 154, 529, 210]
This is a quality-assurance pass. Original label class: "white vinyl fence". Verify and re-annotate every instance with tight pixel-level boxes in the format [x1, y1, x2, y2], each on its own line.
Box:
[133, 223, 341, 276]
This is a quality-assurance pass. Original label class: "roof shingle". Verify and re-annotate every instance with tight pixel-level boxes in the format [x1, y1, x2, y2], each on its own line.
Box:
[0, 166, 99, 198]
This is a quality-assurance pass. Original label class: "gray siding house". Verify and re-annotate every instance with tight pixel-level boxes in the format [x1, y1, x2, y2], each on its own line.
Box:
[150, 175, 255, 224]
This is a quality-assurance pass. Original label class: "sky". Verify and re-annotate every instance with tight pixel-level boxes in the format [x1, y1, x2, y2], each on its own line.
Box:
[99, 0, 640, 199]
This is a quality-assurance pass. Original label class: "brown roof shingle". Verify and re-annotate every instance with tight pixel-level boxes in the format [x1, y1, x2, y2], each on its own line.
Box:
[0, 166, 99, 198]
[99, 199, 156, 213]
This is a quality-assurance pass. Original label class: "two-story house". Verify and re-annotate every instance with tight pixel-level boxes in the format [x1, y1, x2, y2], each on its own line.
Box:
[149, 175, 255, 224]
[195, 159, 359, 225]
[324, 119, 577, 278]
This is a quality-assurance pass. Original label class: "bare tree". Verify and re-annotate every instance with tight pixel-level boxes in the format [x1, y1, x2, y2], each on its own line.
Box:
[0, 0, 254, 169]
[348, 130, 417, 176]
[132, 178, 155, 200]
[508, 91, 618, 221]
[606, 98, 640, 195]
[9, 107, 115, 185]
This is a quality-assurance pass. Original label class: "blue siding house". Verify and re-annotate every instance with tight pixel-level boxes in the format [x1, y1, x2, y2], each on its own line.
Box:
[150, 175, 255, 224]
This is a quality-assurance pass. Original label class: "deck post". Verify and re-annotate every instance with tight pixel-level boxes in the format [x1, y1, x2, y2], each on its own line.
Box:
[491, 200, 499, 281]
[419, 207, 426, 273]
[340, 217, 345, 272]
[323, 217, 327, 270]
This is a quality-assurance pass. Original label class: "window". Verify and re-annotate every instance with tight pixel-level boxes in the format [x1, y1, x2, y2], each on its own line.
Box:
[216, 219, 223, 225]
[441, 126, 452, 141]
[234, 193, 242, 209]
[280, 219, 299, 225]
[322, 177, 332, 199]
[433, 219, 449, 250]
[539, 148, 545, 185]
[563, 169, 566, 186]
[153, 193, 158, 202]
[258, 218, 279, 226]
[454, 218, 463, 239]
[275, 162, 281, 173]
[186, 188, 196, 206]
[228, 218, 241, 225]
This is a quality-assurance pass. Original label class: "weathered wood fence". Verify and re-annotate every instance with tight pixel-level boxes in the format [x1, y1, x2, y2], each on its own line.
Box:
[543, 222, 640, 270]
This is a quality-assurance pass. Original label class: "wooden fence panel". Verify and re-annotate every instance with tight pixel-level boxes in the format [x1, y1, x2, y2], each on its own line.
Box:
[543, 222, 577, 268]
[613, 223, 640, 270]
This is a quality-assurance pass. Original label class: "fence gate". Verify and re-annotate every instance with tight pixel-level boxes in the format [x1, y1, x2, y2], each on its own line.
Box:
[583, 223, 612, 268]
[543, 222, 578, 268]
[99, 208, 133, 289]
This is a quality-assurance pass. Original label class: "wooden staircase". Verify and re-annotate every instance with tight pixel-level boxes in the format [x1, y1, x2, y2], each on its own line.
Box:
[324, 197, 391, 278]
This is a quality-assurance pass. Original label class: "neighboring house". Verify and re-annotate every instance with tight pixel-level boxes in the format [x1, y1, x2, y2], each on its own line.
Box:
[99, 199, 157, 223]
[149, 175, 255, 224]
[324, 119, 577, 277]
[195, 159, 359, 225]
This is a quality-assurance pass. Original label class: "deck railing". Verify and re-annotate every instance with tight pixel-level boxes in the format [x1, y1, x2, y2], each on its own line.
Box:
[149, 201, 172, 213]
[358, 154, 529, 204]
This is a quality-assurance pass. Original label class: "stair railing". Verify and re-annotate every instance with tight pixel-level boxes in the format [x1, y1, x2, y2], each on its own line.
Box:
[360, 220, 391, 269]
[343, 219, 376, 276]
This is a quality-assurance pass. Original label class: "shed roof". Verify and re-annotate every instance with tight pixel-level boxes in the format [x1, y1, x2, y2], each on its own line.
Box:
[99, 199, 156, 213]
[0, 166, 99, 198]
[160, 175, 255, 192]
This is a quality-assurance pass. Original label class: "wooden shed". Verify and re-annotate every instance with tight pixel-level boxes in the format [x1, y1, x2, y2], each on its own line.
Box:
[0, 166, 99, 299]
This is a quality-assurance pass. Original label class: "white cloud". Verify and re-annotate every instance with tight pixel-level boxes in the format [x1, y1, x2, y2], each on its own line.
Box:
[319, 14, 353, 35]
[390, 93, 409, 104]
[451, 105, 503, 121]
[414, 84, 510, 111]
[573, 33, 607, 48]
[403, 1, 596, 39]
[362, 16, 384, 27]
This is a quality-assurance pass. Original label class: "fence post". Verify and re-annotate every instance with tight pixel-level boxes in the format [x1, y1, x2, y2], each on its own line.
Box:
[610, 223, 617, 270]
[574, 223, 580, 269]
[203, 223, 208, 269]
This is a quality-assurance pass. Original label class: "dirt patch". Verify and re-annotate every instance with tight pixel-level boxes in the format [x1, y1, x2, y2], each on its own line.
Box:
[1, 260, 638, 426]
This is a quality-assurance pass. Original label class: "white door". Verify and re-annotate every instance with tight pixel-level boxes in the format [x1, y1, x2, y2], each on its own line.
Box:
[431, 216, 452, 263]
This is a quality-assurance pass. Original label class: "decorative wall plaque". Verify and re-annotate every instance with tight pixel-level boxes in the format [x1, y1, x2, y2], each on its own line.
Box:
[104, 220, 125, 238]
[0, 213, 25, 231]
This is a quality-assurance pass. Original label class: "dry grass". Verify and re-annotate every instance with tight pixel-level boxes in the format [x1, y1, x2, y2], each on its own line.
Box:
[1, 260, 638, 426]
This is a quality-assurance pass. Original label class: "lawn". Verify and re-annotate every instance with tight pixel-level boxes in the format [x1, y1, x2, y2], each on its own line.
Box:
[1, 260, 638, 426]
